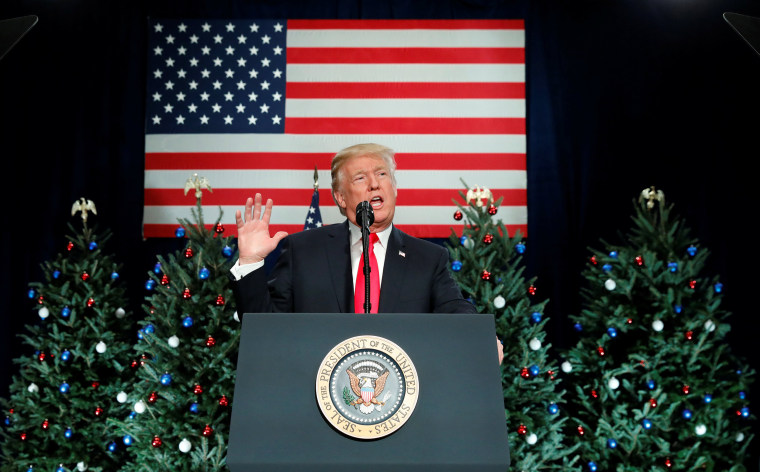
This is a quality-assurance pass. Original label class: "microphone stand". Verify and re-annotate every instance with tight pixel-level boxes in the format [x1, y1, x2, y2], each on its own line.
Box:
[356, 201, 374, 313]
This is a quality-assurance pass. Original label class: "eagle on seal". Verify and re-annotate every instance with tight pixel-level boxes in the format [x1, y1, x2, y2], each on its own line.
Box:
[348, 368, 390, 414]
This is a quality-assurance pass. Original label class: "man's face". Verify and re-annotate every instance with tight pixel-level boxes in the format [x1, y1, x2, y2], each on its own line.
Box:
[334, 154, 397, 232]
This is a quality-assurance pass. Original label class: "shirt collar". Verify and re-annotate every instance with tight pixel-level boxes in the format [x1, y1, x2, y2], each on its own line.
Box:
[349, 222, 392, 249]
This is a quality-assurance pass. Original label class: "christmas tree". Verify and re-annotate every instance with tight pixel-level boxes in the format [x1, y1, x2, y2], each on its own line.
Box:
[446, 185, 580, 471]
[109, 174, 239, 471]
[562, 187, 756, 471]
[0, 198, 134, 472]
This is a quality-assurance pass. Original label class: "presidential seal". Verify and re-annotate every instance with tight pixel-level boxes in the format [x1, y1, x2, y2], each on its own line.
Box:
[315, 335, 419, 439]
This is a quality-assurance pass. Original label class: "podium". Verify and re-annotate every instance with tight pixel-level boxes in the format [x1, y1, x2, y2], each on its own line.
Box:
[228, 312, 510, 472]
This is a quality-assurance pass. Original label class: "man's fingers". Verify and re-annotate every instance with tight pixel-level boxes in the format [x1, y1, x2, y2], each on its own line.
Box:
[235, 209, 243, 227]
[273, 231, 288, 244]
[261, 198, 274, 224]
[252, 193, 263, 221]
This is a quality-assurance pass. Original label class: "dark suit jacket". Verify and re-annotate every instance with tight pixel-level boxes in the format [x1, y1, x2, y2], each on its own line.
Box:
[232, 221, 476, 314]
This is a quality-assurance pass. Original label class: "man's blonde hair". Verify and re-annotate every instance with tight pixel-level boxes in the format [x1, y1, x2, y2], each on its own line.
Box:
[331, 143, 397, 216]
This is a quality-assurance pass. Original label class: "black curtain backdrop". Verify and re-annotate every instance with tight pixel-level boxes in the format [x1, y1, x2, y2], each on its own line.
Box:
[2, 0, 760, 466]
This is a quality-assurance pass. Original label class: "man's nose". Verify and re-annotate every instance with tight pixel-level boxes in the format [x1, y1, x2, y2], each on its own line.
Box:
[367, 174, 379, 189]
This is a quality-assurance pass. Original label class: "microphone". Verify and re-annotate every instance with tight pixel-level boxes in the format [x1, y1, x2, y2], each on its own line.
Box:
[355, 201, 375, 228]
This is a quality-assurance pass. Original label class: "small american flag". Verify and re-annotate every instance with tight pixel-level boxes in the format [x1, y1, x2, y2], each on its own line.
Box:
[143, 19, 527, 238]
[303, 188, 323, 231]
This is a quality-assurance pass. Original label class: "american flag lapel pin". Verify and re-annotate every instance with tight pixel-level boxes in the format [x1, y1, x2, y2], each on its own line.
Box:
[398, 250, 406, 258]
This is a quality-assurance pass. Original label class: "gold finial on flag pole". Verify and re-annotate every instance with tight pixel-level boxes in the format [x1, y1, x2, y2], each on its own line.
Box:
[313, 165, 319, 190]
[184, 173, 213, 201]
[71, 198, 97, 222]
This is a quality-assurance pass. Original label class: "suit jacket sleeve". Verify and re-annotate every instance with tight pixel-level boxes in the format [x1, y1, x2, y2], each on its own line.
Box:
[231, 236, 295, 314]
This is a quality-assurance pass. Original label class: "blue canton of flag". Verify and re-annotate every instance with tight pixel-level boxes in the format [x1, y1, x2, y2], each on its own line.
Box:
[304, 189, 323, 231]
[146, 19, 287, 133]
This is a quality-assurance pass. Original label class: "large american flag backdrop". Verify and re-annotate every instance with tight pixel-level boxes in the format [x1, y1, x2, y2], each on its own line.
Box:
[143, 19, 526, 238]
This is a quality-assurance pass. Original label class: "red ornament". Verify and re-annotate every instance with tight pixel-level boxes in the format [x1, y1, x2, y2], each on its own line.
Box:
[37, 296, 45, 304]
[481, 270, 491, 281]
[520, 367, 530, 379]
[635, 255, 643, 266]
[184, 247, 194, 258]
[86, 297, 95, 308]
[215, 295, 225, 306]
[161, 274, 170, 285]
[219, 395, 229, 407]
[20, 432, 27, 441]
[483, 234, 494, 244]
[182, 288, 192, 299]
[148, 391, 158, 403]
[94, 406, 104, 417]
[81, 272, 90, 281]
[682, 385, 690, 395]
[577, 426, 585, 436]
[649, 398, 657, 408]
[193, 384, 203, 395]
[66, 241, 74, 251]
[215, 222, 225, 233]
[152, 435, 163, 447]
[487, 204, 497, 215]
[688, 279, 697, 289]
[453, 210, 463, 221]
[517, 424, 527, 435]
[591, 389, 598, 399]
[590, 255, 597, 265]
[737, 409, 743, 416]
[130, 360, 139, 369]
[149, 306, 156, 314]
[41, 419, 49, 430]
[205, 336, 216, 347]
[91, 381, 100, 389]
[38, 352, 46, 362]
[685, 330, 693, 341]
[664, 458, 673, 469]
[596, 346, 605, 356]
[202, 424, 214, 437]
[9, 409, 13, 414]
[547, 370, 556, 380]
[627, 318, 633, 324]
[528, 285, 537, 296]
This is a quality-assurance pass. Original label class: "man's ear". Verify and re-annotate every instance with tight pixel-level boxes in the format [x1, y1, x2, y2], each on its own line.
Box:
[334, 190, 347, 209]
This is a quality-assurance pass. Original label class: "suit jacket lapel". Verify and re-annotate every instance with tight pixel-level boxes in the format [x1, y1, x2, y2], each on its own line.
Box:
[324, 221, 353, 313]
[379, 226, 407, 312]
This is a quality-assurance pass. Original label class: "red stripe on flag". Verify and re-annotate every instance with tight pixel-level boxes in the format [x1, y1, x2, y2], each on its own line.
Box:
[287, 19, 525, 30]
[145, 153, 525, 171]
[286, 82, 525, 99]
[286, 47, 524, 64]
[144, 188, 527, 206]
[284, 118, 526, 134]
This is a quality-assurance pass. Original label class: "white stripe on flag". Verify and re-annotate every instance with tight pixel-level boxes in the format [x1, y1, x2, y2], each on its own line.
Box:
[286, 29, 525, 48]
[285, 99, 526, 118]
[285, 64, 524, 83]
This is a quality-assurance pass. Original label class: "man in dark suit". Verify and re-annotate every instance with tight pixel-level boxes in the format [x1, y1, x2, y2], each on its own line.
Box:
[230, 143, 503, 362]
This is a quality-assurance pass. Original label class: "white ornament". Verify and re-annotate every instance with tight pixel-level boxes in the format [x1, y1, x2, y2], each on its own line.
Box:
[493, 296, 506, 309]
[695, 424, 707, 436]
[604, 279, 616, 291]
[704, 320, 715, 332]
[736, 432, 745, 442]
[179, 438, 192, 453]
[95, 341, 107, 354]
[168, 335, 180, 348]
[526, 433, 538, 445]
[115, 307, 126, 319]
[38, 307, 50, 319]
[608, 377, 620, 390]
[528, 338, 541, 351]
[463, 237, 474, 249]
[561, 361, 572, 373]
[652, 320, 664, 332]
[134, 400, 146, 414]
[233, 311, 240, 322]
[28, 382, 39, 393]
[77, 462, 88, 471]
[116, 391, 128, 404]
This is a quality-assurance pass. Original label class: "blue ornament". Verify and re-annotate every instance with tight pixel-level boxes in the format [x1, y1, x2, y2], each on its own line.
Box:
[741, 407, 750, 418]
[687, 245, 698, 257]
[529, 365, 540, 376]
[451, 260, 462, 272]
[674, 305, 682, 314]
[53, 270, 61, 279]
[609, 251, 618, 259]
[160, 373, 173, 386]
[88, 241, 98, 251]
[189, 402, 199, 413]
[739, 391, 746, 400]
[145, 279, 156, 290]
[682, 409, 692, 420]
[123, 435, 134, 446]
[607, 438, 617, 449]
[27, 289, 35, 298]
[61, 350, 71, 362]
[61, 306, 71, 318]
[59, 382, 70, 394]
[531, 312, 542, 323]
[107, 441, 117, 452]
[175, 227, 186, 238]
[642, 418, 652, 430]
[737, 369, 743, 375]
[515, 242, 526, 254]
[573, 322, 583, 332]
[602, 263, 612, 272]
[547, 403, 558, 415]
[587, 462, 598, 472]
[668, 262, 678, 273]
[703, 394, 713, 403]
[26, 467, 33, 472]
[128, 412, 137, 420]
[56, 466, 65, 472]
[714, 283, 723, 293]
[182, 316, 194, 328]
[459, 235, 468, 246]
[111, 271, 120, 280]
[4, 417, 11, 426]
[153, 262, 162, 274]
[647, 379, 656, 390]
[223, 245, 234, 257]
[64, 427, 73, 438]
[607, 327, 618, 338]
[199, 267, 210, 280]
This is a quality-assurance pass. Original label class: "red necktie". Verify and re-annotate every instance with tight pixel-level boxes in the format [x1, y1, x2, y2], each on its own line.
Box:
[355, 233, 380, 313]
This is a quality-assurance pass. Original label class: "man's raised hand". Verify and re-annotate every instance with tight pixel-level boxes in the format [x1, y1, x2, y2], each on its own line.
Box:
[235, 193, 288, 266]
